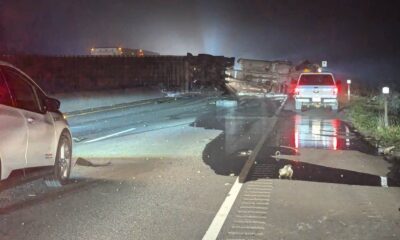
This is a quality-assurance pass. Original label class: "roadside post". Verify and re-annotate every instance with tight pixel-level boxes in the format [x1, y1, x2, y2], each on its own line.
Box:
[382, 86, 390, 127]
[347, 79, 351, 101]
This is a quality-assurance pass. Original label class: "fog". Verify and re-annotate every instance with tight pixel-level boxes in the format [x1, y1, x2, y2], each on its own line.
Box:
[0, 0, 399, 87]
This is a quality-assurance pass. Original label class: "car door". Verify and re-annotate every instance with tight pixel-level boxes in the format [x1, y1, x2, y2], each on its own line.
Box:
[0, 68, 28, 177]
[2, 66, 56, 168]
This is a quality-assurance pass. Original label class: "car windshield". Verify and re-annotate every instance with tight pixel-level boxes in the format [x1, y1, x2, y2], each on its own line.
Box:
[0, 1, 399, 240]
[299, 74, 335, 85]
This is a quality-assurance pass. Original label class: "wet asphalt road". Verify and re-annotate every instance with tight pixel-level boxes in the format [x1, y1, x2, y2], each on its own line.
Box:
[218, 100, 400, 239]
[67, 96, 216, 142]
[1, 96, 399, 240]
[0, 96, 282, 240]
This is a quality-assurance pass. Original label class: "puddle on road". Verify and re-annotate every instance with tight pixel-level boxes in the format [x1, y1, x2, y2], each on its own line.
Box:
[249, 154, 400, 187]
[278, 114, 376, 154]
[246, 110, 400, 187]
[193, 99, 282, 176]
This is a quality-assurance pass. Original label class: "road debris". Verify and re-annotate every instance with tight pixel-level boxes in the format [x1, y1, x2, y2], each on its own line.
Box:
[237, 149, 253, 157]
[278, 164, 293, 179]
[216, 99, 238, 108]
[379, 146, 395, 155]
[72, 137, 87, 143]
[272, 150, 281, 161]
[76, 157, 111, 167]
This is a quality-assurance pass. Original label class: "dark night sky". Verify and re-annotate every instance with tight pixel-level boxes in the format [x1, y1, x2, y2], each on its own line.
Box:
[0, 0, 400, 87]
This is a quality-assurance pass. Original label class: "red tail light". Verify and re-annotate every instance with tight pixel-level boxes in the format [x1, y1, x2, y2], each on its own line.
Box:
[294, 87, 300, 95]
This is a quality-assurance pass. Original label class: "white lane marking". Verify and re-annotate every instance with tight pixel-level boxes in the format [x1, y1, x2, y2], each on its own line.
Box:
[227, 231, 264, 236]
[243, 198, 270, 202]
[231, 225, 265, 230]
[239, 206, 269, 210]
[203, 100, 285, 240]
[85, 127, 136, 143]
[65, 100, 154, 118]
[380, 176, 388, 187]
[247, 186, 273, 190]
[241, 202, 269, 206]
[243, 196, 270, 200]
[233, 220, 266, 224]
[236, 215, 267, 219]
[243, 194, 270, 198]
[248, 184, 272, 187]
[202, 178, 242, 240]
[245, 191, 271, 194]
[237, 210, 268, 214]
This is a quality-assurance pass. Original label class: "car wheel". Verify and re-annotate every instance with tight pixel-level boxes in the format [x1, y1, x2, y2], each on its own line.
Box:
[46, 132, 72, 186]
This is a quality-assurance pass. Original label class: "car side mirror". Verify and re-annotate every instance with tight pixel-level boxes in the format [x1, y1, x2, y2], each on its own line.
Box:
[45, 97, 60, 112]
[336, 80, 342, 85]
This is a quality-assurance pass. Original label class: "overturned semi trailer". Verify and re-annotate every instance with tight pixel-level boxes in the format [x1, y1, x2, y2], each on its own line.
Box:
[225, 58, 319, 97]
[187, 53, 235, 92]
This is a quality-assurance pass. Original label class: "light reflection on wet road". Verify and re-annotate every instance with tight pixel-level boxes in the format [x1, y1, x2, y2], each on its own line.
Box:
[279, 112, 373, 154]
[248, 107, 399, 187]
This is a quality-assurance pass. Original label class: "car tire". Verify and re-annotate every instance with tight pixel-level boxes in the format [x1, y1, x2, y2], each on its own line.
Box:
[45, 131, 72, 187]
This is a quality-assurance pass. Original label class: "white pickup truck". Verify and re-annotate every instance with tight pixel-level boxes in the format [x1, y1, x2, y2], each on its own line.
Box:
[294, 72, 339, 112]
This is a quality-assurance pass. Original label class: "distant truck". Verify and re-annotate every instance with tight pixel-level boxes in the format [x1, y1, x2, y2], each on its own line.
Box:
[294, 72, 339, 112]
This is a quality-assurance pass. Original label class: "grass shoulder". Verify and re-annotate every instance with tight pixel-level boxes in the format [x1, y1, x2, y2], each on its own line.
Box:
[347, 96, 400, 148]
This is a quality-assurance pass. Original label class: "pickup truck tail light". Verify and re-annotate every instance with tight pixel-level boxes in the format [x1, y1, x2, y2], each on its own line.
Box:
[294, 87, 300, 95]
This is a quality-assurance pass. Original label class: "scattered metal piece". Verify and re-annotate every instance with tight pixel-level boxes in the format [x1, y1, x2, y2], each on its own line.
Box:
[76, 157, 111, 167]
[44, 179, 62, 188]
[237, 149, 253, 157]
[273, 150, 281, 161]
[383, 146, 396, 155]
[72, 137, 87, 143]
[278, 164, 293, 179]
[279, 145, 299, 154]
[216, 99, 238, 108]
